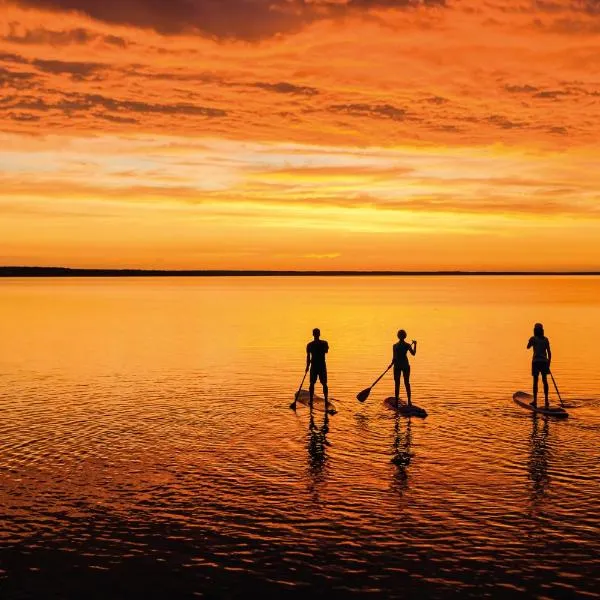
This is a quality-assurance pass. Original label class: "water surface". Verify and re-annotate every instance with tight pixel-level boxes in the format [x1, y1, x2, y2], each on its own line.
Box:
[1, 276, 599, 598]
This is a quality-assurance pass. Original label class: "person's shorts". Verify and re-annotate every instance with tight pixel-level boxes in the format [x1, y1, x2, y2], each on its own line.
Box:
[394, 363, 410, 379]
[310, 366, 327, 385]
[532, 361, 549, 377]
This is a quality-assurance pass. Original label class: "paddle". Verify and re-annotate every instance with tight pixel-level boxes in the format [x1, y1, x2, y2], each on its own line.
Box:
[357, 364, 392, 403]
[290, 366, 309, 410]
[549, 370, 567, 408]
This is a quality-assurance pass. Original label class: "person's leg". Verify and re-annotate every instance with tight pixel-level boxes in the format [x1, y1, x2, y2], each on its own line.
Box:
[541, 372, 549, 407]
[532, 370, 539, 406]
[321, 369, 328, 403]
[403, 367, 412, 406]
[394, 369, 400, 407]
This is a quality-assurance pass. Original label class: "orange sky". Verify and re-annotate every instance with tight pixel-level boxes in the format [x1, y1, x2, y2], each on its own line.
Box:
[1, 0, 599, 270]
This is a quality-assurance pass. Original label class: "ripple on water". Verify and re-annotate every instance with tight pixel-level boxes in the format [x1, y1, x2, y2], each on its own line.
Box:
[2, 277, 600, 599]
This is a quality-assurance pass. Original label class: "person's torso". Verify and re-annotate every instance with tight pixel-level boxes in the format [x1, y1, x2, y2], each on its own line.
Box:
[530, 336, 549, 362]
[308, 340, 328, 367]
[393, 341, 410, 365]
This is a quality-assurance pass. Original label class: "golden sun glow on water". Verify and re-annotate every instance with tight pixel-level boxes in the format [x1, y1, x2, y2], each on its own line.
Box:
[1, 276, 599, 598]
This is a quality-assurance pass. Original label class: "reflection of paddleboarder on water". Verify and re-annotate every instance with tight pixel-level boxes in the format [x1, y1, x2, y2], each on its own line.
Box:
[528, 414, 550, 509]
[390, 330, 416, 408]
[307, 404, 330, 501]
[392, 414, 412, 467]
[391, 415, 413, 495]
[527, 323, 551, 409]
[306, 328, 329, 408]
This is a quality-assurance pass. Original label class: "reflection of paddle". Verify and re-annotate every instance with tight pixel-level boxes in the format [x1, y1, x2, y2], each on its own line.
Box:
[357, 364, 392, 403]
[290, 366, 309, 410]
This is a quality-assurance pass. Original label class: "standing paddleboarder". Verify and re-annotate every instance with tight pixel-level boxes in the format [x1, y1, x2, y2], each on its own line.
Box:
[307, 328, 329, 408]
[390, 330, 416, 408]
[527, 322, 552, 408]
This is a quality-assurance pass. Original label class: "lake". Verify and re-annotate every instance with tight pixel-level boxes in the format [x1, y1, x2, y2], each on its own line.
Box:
[1, 276, 599, 599]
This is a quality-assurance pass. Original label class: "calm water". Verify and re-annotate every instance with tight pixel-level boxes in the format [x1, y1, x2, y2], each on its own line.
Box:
[1, 276, 599, 599]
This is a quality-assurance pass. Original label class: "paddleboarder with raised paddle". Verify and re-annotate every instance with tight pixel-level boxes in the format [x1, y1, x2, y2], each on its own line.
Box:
[527, 322, 552, 409]
[391, 330, 417, 408]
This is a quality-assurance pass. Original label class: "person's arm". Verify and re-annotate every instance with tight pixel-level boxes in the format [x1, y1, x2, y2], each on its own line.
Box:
[409, 340, 417, 356]
[324, 341, 329, 354]
[527, 336, 533, 349]
[390, 344, 395, 368]
[547, 340, 552, 366]
[306, 344, 311, 372]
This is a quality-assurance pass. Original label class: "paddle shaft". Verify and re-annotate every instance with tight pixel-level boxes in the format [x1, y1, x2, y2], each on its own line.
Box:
[296, 366, 309, 397]
[549, 371, 565, 408]
[290, 363, 310, 408]
[371, 365, 392, 387]
[371, 364, 392, 388]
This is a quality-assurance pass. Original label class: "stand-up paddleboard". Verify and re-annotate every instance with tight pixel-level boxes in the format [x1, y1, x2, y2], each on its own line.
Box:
[295, 390, 337, 415]
[383, 397, 427, 418]
[513, 391, 568, 418]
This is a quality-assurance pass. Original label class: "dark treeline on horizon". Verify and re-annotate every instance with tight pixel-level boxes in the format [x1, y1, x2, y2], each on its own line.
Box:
[1, 267, 599, 277]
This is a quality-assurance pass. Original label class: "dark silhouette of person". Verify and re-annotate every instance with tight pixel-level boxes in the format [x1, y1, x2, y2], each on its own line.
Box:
[306, 328, 329, 408]
[527, 322, 551, 408]
[389, 330, 416, 408]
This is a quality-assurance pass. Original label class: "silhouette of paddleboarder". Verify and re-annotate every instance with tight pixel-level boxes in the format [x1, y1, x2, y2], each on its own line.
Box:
[390, 330, 416, 408]
[527, 323, 551, 408]
[306, 328, 329, 409]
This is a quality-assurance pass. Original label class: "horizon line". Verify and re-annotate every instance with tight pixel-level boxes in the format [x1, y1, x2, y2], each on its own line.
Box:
[1, 267, 600, 277]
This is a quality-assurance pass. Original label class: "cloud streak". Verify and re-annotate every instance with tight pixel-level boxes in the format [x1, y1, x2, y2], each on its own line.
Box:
[13, 0, 447, 39]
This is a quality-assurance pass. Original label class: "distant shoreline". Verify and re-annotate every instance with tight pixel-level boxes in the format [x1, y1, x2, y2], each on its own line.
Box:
[1, 267, 599, 277]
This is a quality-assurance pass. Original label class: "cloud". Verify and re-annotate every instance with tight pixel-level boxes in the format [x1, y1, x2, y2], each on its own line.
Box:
[0, 53, 30, 65]
[72, 93, 228, 117]
[0, 93, 227, 118]
[505, 84, 539, 93]
[7, 111, 40, 121]
[32, 58, 104, 79]
[329, 103, 409, 121]
[425, 95, 449, 104]
[252, 82, 319, 96]
[487, 115, 527, 129]
[0, 66, 37, 88]
[13, 0, 447, 40]
[535, 0, 600, 14]
[3, 25, 127, 47]
[95, 112, 139, 124]
[533, 89, 571, 99]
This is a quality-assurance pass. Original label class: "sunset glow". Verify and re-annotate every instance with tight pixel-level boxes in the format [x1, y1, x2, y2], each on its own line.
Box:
[1, 0, 600, 269]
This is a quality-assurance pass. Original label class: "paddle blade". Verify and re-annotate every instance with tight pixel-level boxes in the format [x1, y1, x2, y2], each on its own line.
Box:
[356, 387, 372, 403]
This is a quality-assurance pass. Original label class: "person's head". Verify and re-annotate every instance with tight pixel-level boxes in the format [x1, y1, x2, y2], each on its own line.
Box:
[397, 329, 407, 341]
[533, 322, 544, 337]
[313, 328, 321, 339]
